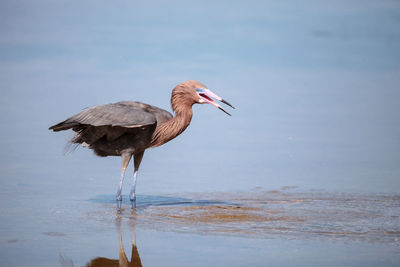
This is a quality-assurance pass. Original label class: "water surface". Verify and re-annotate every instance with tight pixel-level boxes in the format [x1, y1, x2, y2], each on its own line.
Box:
[1, 0, 400, 266]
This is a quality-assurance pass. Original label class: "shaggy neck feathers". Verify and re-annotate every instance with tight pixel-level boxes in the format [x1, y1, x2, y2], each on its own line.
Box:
[150, 88, 195, 147]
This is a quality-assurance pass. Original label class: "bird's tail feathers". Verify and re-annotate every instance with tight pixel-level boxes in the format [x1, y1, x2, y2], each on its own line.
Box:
[62, 132, 82, 155]
[49, 120, 78, 132]
[62, 142, 80, 156]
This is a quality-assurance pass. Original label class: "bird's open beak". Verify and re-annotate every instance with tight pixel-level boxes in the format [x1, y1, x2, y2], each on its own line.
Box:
[197, 88, 235, 116]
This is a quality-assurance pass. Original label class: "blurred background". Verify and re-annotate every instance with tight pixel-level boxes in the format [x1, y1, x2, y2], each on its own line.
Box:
[0, 1, 400, 265]
[1, 0, 399, 195]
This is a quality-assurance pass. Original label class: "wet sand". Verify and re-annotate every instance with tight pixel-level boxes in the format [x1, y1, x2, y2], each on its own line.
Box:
[90, 189, 400, 244]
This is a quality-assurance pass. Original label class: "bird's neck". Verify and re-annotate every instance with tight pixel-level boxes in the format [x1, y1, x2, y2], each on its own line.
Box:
[150, 106, 193, 148]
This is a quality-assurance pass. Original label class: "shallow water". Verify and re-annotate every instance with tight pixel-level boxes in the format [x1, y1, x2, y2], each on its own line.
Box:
[1, 0, 400, 266]
[3, 190, 399, 266]
[92, 190, 400, 244]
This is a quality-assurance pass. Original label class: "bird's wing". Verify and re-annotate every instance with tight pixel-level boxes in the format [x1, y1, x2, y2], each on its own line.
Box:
[116, 101, 173, 124]
[73, 103, 157, 127]
[49, 102, 157, 131]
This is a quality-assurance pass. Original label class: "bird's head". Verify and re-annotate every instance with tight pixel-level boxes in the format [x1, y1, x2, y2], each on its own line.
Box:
[172, 80, 234, 115]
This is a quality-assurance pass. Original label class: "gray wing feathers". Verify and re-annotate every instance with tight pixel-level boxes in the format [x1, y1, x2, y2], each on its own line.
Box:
[70, 104, 156, 127]
[49, 102, 160, 131]
[116, 101, 173, 124]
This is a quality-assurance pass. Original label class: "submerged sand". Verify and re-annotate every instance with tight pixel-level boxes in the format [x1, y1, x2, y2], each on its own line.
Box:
[87, 189, 400, 244]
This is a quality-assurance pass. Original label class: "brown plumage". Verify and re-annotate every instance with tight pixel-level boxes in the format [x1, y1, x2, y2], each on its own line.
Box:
[49, 80, 234, 207]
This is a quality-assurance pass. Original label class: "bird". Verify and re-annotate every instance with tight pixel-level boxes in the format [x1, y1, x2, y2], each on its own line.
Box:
[49, 80, 234, 208]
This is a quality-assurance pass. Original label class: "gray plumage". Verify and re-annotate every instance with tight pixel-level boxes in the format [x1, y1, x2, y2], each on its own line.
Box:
[50, 101, 172, 157]
[50, 101, 171, 130]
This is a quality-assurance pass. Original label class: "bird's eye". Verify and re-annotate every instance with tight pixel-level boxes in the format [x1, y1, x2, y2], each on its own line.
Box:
[196, 88, 205, 93]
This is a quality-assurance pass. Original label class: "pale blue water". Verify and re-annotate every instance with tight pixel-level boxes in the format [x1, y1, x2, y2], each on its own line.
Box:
[1, 0, 400, 266]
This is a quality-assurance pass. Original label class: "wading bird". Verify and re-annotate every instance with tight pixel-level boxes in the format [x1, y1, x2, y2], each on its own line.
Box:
[49, 80, 234, 208]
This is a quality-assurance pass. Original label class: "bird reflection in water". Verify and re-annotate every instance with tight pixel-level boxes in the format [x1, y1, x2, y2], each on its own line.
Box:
[86, 213, 142, 267]
[50, 81, 234, 209]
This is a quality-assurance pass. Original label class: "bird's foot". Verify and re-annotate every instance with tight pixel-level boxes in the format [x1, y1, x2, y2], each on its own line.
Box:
[129, 188, 136, 202]
[130, 199, 136, 209]
[117, 199, 122, 210]
[130, 192, 136, 209]
[116, 193, 123, 210]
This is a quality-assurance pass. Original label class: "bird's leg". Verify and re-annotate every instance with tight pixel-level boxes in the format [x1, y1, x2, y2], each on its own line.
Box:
[130, 170, 138, 208]
[130, 152, 144, 207]
[116, 153, 132, 206]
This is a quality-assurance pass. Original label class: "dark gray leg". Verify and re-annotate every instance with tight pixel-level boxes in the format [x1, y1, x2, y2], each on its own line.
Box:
[116, 153, 132, 208]
[130, 152, 144, 208]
